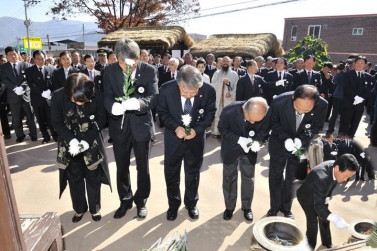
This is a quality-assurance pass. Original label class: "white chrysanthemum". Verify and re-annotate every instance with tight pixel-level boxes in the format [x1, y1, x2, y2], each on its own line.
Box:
[69, 144, 81, 156]
[125, 58, 135, 66]
[181, 114, 192, 126]
[250, 141, 260, 152]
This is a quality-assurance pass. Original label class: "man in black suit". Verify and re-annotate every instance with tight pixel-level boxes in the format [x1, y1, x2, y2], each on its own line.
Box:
[297, 154, 359, 250]
[236, 60, 265, 102]
[52, 51, 79, 91]
[267, 85, 328, 219]
[365, 62, 376, 75]
[339, 56, 373, 138]
[25, 50, 57, 143]
[158, 65, 216, 221]
[323, 134, 338, 161]
[152, 54, 162, 68]
[218, 97, 271, 221]
[266, 57, 294, 103]
[204, 53, 216, 81]
[158, 53, 171, 88]
[0, 56, 11, 139]
[255, 56, 270, 80]
[80, 54, 101, 91]
[71, 51, 86, 70]
[232, 56, 247, 77]
[370, 76, 377, 146]
[94, 48, 108, 71]
[292, 55, 322, 91]
[103, 38, 158, 220]
[1, 46, 37, 142]
[319, 62, 334, 102]
[160, 57, 179, 85]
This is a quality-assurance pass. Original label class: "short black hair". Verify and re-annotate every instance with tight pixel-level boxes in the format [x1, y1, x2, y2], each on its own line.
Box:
[64, 73, 94, 103]
[5, 46, 15, 55]
[246, 60, 257, 68]
[32, 50, 45, 59]
[293, 85, 320, 104]
[304, 55, 316, 62]
[355, 56, 367, 64]
[59, 51, 71, 59]
[196, 59, 206, 67]
[333, 154, 359, 172]
[162, 53, 171, 59]
[107, 50, 115, 59]
[154, 54, 161, 58]
[277, 57, 287, 66]
[83, 54, 94, 61]
[323, 62, 333, 69]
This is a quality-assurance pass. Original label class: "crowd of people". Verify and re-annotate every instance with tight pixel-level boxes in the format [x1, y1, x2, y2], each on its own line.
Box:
[1, 38, 376, 251]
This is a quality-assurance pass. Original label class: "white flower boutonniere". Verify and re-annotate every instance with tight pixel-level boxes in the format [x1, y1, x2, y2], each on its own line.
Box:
[305, 124, 311, 129]
[181, 114, 192, 135]
[365, 81, 368, 85]
[249, 130, 255, 137]
[314, 79, 317, 82]
[138, 86, 145, 94]
[47, 75, 51, 79]
[199, 109, 204, 114]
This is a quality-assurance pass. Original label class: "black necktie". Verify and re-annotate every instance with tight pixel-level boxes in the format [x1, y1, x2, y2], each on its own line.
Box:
[39, 67, 44, 79]
[13, 63, 18, 77]
[278, 72, 281, 79]
[357, 72, 361, 79]
[183, 98, 192, 115]
[172, 73, 175, 80]
[307, 71, 311, 83]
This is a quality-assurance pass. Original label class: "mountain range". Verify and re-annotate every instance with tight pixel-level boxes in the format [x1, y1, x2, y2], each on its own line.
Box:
[0, 17, 104, 48]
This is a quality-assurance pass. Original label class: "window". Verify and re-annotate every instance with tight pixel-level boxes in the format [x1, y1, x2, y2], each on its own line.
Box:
[290, 26, 297, 41]
[352, 28, 363, 35]
[308, 25, 321, 38]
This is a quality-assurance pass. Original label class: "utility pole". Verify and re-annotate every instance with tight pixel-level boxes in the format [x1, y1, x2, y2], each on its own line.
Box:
[23, 0, 31, 57]
[47, 34, 51, 50]
[82, 24, 85, 49]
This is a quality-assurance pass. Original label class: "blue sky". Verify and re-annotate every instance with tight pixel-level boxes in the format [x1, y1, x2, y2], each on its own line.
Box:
[0, 0, 374, 40]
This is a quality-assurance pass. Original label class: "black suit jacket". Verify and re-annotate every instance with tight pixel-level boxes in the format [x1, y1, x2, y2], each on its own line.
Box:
[160, 71, 178, 87]
[236, 74, 265, 101]
[80, 68, 102, 91]
[323, 141, 338, 161]
[256, 67, 270, 80]
[218, 101, 271, 165]
[1, 61, 31, 104]
[268, 92, 328, 157]
[71, 63, 86, 71]
[266, 70, 294, 95]
[320, 71, 334, 99]
[103, 61, 158, 142]
[25, 65, 55, 107]
[343, 70, 373, 110]
[232, 67, 247, 78]
[158, 65, 170, 87]
[297, 160, 337, 221]
[293, 69, 322, 91]
[94, 62, 107, 71]
[52, 67, 79, 91]
[204, 65, 216, 81]
[157, 80, 216, 156]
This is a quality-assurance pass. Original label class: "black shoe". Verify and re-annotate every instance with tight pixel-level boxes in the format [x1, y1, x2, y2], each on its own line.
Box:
[113, 205, 132, 219]
[137, 206, 147, 219]
[52, 135, 58, 142]
[166, 209, 178, 221]
[368, 176, 375, 180]
[92, 213, 101, 221]
[223, 209, 234, 220]
[355, 177, 360, 181]
[186, 206, 199, 219]
[360, 178, 366, 181]
[16, 134, 26, 142]
[29, 133, 37, 141]
[108, 137, 113, 143]
[42, 137, 50, 144]
[283, 211, 294, 219]
[323, 244, 334, 248]
[266, 209, 277, 217]
[72, 212, 86, 223]
[4, 135, 11, 139]
[242, 209, 253, 221]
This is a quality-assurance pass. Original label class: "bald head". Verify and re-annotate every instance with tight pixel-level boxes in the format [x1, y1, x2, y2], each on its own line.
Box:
[243, 97, 269, 123]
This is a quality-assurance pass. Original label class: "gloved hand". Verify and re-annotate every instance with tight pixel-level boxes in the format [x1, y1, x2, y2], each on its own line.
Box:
[272, 95, 277, 99]
[285, 138, 295, 152]
[360, 152, 365, 158]
[331, 151, 338, 156]
[41, 89, 51, 99]
[325, 197, 331, 204]
[275, 79, 285, 86]
[79, 140, 89, 152]
[353, 95, 364, 105]
[250, 141, 261, 152]
[292, 138, 302, 154]
[238, 137, 252, 153]
[122, 97, 140, 111]
[68, 138, 80, 156]
[327, 213, 349, 229]
[111, 102, 126, 116]
[13, 86, 24, 95]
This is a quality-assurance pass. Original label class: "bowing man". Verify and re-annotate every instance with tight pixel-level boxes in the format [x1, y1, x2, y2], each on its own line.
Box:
[218, 97, 271, 221]
[297, 154, 358, 250]
[267, 85, 328, 219]
[103, 38, 158, 220]
[158, 65, 216, 221]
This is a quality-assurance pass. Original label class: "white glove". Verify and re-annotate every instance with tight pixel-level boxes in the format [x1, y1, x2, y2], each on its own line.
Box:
[360, 152, 365, 159]
[292, 138, 302, 154]
[68, 138, 80, 156]
[13, 86, 24, 95]
[250, 141, 261, 152]
[79, 140, 89, 152]
[238, 137, 252, 153]
[272, 95, 277, 99]
[331, 151, 337, 156]
[327, 214, 349, 229]
[41, 89, 51, 99]
[285, 138, 295, 152]
[275, 79, 285, 86]
[325, 197, 331, 204]
[122, 97, 140, 111]
[111, 102, 126, 116]
[353, 95, 364, 105]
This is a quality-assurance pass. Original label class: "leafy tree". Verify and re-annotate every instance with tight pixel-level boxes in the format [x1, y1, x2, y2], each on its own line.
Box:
[283, 35, 332, 71]
[46, 0, 200, 33]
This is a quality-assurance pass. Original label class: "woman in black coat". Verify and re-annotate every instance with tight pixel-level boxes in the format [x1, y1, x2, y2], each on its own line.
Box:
[51, 73, 111, 223]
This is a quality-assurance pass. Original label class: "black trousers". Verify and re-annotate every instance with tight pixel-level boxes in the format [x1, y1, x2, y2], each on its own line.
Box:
[371, 122, 377, 145]
[113, 124, 150, 208]
[327, 97, 342, 134]
[65, 156, 102, 214]
[339, 106, 364, 137]
[297, 197, 332, 250]
[33, 102, 57, 139]
[9, 100, 37, 138]
[269, 154, 299, 213]
[164, 142, 203, 210]
[0, 103, 10, 136]
[326, 96, 333, 120]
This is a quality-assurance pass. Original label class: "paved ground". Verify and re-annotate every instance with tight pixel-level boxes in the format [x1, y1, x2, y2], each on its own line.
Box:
[4, 112, 377, 251]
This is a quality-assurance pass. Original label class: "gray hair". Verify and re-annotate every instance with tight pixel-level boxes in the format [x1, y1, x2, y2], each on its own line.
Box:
[169, 57, 179, 66]
[177, 65, 203, 89]
[243, 97, 268, 113]
[114, 38, 140, 60]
